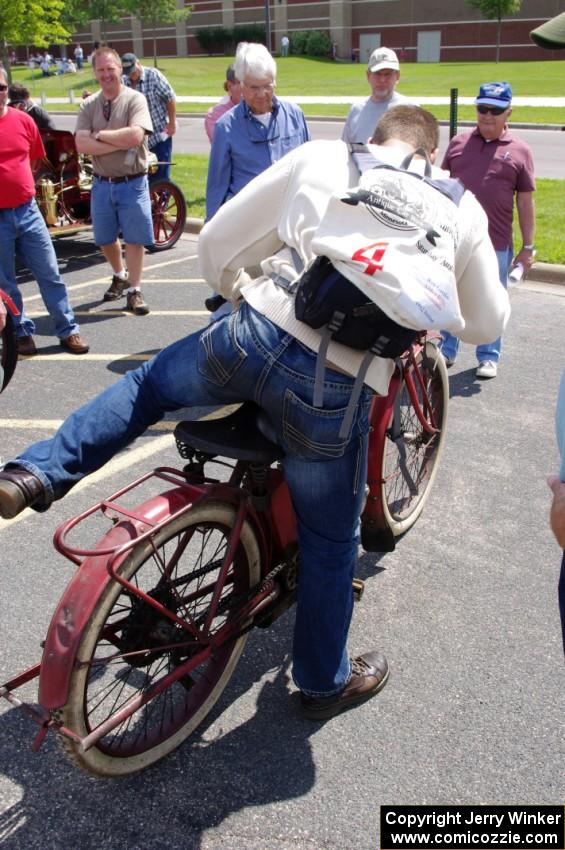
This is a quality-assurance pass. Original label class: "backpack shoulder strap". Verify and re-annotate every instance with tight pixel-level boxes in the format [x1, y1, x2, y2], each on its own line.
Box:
[349, 143, 465, 207]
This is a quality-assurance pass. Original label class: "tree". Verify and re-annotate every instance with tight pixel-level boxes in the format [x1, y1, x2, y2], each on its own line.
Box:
[87, 0, 131, 44]
[467, 0, 522, 62]
[60, 0, 93, 34]
[0, 0, 69, 80]
[126, 0, 192, 67]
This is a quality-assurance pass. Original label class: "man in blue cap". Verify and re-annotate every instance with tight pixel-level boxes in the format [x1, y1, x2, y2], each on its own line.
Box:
[440, 81, 536, 380]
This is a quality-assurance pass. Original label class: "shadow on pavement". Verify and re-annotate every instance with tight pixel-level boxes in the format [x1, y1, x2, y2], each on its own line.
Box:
[0, 618, 320, 850]
[447, 367, 483, 398]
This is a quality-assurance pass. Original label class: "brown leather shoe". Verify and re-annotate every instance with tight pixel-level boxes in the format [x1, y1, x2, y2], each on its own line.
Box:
[126, 290, 150, 316]
[60, 333, 90, 354]
[300, 651, 389, 720]
[103, 274, 127, 302]
[17, 335, 38, 357]
[0, 467, 46, 519]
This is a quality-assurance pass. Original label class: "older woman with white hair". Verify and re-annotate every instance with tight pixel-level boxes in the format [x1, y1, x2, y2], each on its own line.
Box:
[205, 42, 310, 221]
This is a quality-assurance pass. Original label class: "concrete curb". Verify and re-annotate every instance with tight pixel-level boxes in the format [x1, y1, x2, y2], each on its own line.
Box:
[184, 218, 565, 286]
[185, 216, 204, 235]
[528, 262, 565, 285]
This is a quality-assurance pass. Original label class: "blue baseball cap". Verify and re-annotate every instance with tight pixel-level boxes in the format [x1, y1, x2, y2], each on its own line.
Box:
[475, 82, 512, 109]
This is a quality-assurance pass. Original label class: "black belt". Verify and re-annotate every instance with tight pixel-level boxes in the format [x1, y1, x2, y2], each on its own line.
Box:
[94, 172, 147, 184]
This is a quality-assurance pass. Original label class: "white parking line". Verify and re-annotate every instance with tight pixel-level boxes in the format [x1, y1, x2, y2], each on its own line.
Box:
[0, 419, 179, 431]
[139, 278, 206, 283]
[0, 432, 175, 530]
[0, 405, 238, 530]
[21, 254, 199, 304]
[18, 353, 155, 361]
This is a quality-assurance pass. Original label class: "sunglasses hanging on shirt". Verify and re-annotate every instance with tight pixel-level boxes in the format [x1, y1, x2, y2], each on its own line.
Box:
[102, 99, 112, 122]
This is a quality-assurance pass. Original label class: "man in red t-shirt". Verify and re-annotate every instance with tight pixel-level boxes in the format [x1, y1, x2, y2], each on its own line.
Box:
[0, 67, 88, 356]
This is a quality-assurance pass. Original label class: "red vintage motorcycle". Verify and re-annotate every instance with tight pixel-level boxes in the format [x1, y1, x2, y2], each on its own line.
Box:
[33, 129, 187, 252]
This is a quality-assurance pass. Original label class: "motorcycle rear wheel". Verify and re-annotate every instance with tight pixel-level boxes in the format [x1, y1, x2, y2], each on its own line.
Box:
[58, 501, 261, 777]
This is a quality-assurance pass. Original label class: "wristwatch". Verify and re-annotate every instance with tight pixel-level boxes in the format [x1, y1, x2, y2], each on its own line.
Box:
[522, 244, 535, 251]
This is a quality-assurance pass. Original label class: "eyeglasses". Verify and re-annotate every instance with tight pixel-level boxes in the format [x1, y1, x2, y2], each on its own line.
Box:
[243, 83, 275, 94]
[102, 99, 112, 121]
[0, 84, 8, 92]
[477, 105, 508, 116]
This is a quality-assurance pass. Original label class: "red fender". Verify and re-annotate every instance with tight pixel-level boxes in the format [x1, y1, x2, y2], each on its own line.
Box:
[38, 486, 195, 710]
[362, 369, 402, 530]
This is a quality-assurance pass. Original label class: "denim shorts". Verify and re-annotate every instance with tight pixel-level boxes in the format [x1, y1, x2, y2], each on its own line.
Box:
[91, 174, 154, 246]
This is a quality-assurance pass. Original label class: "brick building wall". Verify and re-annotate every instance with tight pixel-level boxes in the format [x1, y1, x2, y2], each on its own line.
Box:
[46, 0, 565, 63]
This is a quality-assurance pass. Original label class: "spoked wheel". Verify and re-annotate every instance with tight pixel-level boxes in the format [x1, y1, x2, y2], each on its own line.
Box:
[58, 501, 261, 777]
[381, 342, 449, 536]
[147, 179, 187, 252]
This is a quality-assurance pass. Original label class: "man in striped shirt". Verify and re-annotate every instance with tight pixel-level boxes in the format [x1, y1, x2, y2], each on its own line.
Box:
[122, 53, 176, 181]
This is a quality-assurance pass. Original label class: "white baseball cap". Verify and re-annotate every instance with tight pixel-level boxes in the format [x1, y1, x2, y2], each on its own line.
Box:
[368, 47, 400, 72]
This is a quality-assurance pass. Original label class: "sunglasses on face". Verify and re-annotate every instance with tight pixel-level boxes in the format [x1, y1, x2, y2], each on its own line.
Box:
[477, 105, 507, 116]
[0, 84, 9, 92]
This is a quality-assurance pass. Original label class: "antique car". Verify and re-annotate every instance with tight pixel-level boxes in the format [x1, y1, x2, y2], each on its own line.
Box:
[32, 129, 187, 252]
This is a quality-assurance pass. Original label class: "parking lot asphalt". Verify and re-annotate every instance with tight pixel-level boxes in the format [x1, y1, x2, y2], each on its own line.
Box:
[0, 233, 563, 850]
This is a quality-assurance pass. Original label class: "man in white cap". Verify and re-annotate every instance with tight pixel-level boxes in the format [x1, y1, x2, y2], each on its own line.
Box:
[341, 47, 416, 144]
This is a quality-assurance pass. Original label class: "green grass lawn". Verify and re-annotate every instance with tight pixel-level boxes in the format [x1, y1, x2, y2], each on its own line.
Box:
[12, 56, 565, 122]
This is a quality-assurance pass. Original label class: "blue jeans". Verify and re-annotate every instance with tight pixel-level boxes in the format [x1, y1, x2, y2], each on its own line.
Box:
[0, 199, 79, 339]
[91, 175, 154, 247]
[441, 247, 512, 364]
[149, 136, 173, 182]
[13, 303, 372, 697]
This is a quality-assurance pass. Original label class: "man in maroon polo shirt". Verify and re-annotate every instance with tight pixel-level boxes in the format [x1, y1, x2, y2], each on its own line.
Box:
[440, 81, 536, 380]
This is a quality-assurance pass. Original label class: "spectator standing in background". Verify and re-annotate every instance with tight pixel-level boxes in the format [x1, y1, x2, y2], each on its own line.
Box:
[280, 35, 290, 57]
[205, 42, 310, 221]
[341, 47, 416, 144]
[440, 82, 535, 380]
[9, 83, 56, 131]
[121, 53, 176, 181]
[74, 44, 84, 70]
[204, 65, 241, 144]
[0, 67, 89, 356]
[76, 47, 154, 316]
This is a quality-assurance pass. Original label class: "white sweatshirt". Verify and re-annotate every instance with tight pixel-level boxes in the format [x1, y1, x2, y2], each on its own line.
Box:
[199, 139, 510, 396]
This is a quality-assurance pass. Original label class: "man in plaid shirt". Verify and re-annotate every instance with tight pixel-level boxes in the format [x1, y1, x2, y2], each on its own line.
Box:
[121, 53, 176, 180]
